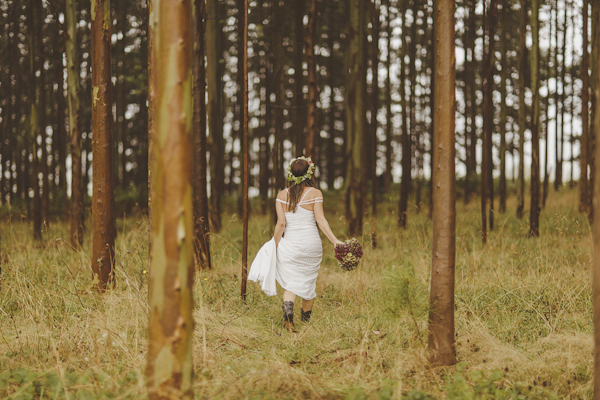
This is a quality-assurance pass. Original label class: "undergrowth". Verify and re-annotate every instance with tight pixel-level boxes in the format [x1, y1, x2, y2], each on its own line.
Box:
[0, 188, 593, 399]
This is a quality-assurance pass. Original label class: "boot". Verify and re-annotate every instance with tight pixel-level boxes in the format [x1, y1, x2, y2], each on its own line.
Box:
[301, 309, 312, 322]
[282, 301, 296, 332]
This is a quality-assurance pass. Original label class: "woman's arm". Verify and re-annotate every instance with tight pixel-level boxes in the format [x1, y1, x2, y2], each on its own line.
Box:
[274, 198, 286, 246]
[313, 201, 343, 245]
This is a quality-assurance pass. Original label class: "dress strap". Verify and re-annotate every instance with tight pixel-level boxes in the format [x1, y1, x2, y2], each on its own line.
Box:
[299, 187, 314, 203]
[275, 198, 289, 204]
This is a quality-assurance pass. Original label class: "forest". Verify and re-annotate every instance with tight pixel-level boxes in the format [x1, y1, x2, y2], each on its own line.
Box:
[0, 0, 600, 398]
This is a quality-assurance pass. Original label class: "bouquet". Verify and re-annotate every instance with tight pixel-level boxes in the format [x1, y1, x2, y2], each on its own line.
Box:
[334, 238, 363, 271]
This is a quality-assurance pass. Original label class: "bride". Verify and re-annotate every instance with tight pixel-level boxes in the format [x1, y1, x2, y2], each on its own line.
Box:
[274, 156, 343, 332]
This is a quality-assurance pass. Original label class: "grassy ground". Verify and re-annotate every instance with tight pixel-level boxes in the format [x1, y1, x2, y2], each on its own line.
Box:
[0, 188, 594, 399]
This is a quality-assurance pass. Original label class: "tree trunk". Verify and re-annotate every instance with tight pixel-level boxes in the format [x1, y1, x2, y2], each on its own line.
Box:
[516, 0, 526, 220]
[293, 1, 305, 156]
[556, 0, 566, 190]
[383, 0, 393, 194]
[35, 0, 50, 227]
[481, 0, 496, 243]
[148, 0, 155, 255]
[91, 0, 116, 289]
[192, 0, 211, 270]
[305, 0, 318, 157]
[589, 1, 598, 224]
[371, 0, 380, 248]
[326, 20, 337, 191]
[146, 0, 195, 397]
[399, 5, 410, 229]
[271, 0, 285, 200]
[66, 0, 84, 249]
[464, 0, 474, 205]
[581, 0, 590, 213]
[499, 0, 507, 214]
[115, 0, 126, 191]
[529, 0, 541, 237]
[206, 0, 223, 233]
[592, 1, 600, 395]
[429, 0, 456, 367]
[345, 0, 366, 236]
[28, 0, 42, 240]
[240, 0, 249, 300]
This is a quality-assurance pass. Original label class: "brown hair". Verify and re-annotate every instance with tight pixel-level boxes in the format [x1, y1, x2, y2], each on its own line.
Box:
[286, 159, 315, 212]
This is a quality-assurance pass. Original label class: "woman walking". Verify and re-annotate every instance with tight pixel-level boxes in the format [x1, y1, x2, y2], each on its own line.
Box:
[274, 156, 343, 331]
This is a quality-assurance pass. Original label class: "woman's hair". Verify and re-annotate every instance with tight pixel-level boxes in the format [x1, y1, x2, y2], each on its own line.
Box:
[285, 159, 315, 212]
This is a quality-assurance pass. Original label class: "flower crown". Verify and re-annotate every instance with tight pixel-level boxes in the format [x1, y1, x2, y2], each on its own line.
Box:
[286, 156, 315, 185]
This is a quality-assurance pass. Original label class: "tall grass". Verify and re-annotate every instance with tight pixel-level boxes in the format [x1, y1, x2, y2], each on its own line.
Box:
[0, 188, 594, 399]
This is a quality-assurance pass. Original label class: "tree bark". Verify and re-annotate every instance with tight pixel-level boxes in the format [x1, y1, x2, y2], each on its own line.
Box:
[66, 0, 84, 249]
[555, 0, 566, 191]
[371, 0, 380, 248]
[592, 1, 600, 395]
[28, 0, 42, 240]
[345, 0, 366, 236]
[293, 0, 305, 156]
[464, 0, 474, 205]
[192, 0, 211, 270]
[399, 5, 410, 229]
[91, 0, 116, 289]
[589, 1, 598, 224]
[481, 0, 496, 242]
[529, 0, 541, 237]
[35, 0, 50, 227]
[429, 0, 456, 367]
[146, 0, 195, 398]
[516, 0, 526, 220]
[304, 0, 318, 157]
[240, 0, 249, 300]
[581, 0, 590, 213]
[383, 0, 393, 194]
[206, 0, 223, 233]
[499, 0, 507, 214]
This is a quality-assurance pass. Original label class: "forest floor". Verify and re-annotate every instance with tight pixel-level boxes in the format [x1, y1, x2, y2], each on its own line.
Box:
[0, 187, 594, 399]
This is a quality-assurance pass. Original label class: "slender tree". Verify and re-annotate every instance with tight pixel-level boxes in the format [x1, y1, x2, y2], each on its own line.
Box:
[241, 0, 249, 301]
[590, 1, 599, 223]
[91, 0, 116, 288]
[371, 0, 380, 248]
[529, 0, 541, 237]
[148, 0, 155, 253]
[499, 0, 507, 214]
[399, 4, 410, 229]
[593, 1, 600, 394]
[66, 0, 83, 249]
[28, 0, 42, 240]
[383, 0, 393, 194]
[293, 1, 305, 155]
[481, 0, 497, 243]
[581, 0, 590, 213]
[193, 0, 211, 270]
[464, 0, 475, 205]
[345, 0, 366, 236]
[305, 0, 318, 157]
[206, 0, 223, 233]
[429, 0, 456, 367]
[516, 0, 527, 220]
[146, 0, 195, 397]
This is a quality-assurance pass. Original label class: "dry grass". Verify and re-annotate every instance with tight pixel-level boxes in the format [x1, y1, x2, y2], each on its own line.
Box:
[0, 188, 594, 399]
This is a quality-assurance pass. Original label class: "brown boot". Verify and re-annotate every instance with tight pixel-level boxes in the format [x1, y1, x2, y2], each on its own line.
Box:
[282, 301, 296, 332]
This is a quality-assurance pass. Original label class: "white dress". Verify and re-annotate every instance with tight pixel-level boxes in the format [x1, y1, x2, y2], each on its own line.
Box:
[275, 188, 324, 300]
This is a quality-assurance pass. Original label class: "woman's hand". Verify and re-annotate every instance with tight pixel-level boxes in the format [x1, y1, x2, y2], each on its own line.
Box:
[334, 239, 344, 246]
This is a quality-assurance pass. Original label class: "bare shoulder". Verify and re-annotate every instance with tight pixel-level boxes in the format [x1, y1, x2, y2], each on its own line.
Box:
[308, 188, 324, 199]
[277, 189, 289, 200]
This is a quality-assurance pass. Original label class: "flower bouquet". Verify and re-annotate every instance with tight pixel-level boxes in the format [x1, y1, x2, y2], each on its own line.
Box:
[334, 238, 363, 271]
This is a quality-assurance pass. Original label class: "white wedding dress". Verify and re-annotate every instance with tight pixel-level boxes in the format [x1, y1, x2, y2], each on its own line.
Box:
[275, 188, 323, 300]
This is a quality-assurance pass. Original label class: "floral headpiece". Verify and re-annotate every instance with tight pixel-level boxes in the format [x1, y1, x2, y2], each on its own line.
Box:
[286, 156, 315, 185]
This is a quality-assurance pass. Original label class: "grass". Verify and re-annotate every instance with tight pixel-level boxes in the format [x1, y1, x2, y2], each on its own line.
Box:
[0, 187, 594, 399]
